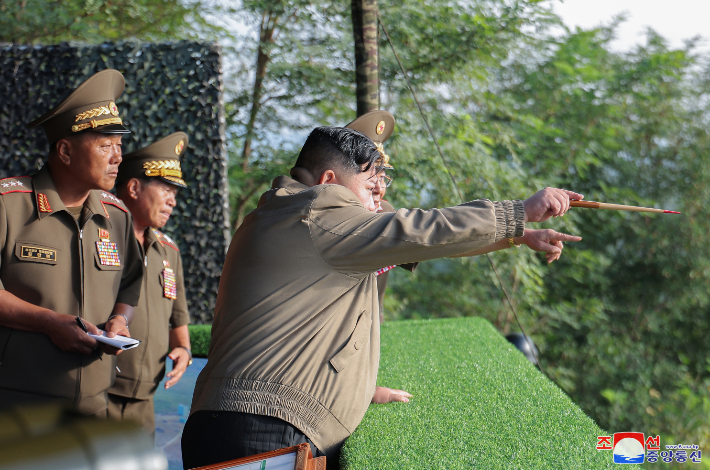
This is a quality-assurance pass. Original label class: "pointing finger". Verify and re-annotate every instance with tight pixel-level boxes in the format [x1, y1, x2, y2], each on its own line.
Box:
[552, 233, 582, 242]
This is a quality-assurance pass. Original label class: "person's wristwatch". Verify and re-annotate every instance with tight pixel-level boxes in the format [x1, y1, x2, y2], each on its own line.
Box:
[107, 313, 130, 330]
[176, 346, 193, 366]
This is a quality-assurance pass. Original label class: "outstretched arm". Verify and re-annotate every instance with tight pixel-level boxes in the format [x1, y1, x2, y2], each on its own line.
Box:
[451, 229, 582, 263]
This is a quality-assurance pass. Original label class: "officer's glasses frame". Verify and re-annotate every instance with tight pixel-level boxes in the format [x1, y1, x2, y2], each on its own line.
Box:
[369, 172, 393, 188]
[378, 174, 393, 188]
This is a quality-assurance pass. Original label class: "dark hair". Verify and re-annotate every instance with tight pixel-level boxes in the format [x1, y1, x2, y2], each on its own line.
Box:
[293, 126, 381, 178]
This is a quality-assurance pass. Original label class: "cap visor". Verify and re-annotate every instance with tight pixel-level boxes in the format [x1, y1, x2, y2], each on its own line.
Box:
[95, 124, 130, 134]
[159, 176, 187, 189]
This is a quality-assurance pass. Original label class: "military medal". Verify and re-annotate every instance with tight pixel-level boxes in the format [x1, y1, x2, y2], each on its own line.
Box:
[162, 260, 177, 299]
[96, 229, 121, 266]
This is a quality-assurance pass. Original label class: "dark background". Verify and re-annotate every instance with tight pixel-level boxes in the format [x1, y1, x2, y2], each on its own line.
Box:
[0, 41, 229, 323]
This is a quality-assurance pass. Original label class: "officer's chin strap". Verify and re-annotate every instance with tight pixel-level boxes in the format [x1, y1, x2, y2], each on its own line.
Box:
[290, 166, 318, 187]
[378, 15, 544, 375]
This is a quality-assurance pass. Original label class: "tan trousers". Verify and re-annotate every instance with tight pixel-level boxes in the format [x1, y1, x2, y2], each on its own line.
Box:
[107, 393, 155, 437]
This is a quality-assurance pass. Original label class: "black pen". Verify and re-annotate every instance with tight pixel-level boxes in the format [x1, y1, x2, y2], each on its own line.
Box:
[75, 316, 88, 333]
[76, 316, 106, 363]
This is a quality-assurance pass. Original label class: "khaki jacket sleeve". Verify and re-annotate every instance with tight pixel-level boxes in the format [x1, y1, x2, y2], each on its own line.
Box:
[379, 201, 418, 273]
[115, 213, 144, 306]
[309, 185, 524, 275]
[169, 251, 190, 328]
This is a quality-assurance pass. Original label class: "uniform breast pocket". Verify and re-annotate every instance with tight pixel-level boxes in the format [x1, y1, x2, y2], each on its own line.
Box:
[14, 241, 59, 265]
[94, 254, 122, 271]
[330, 310, 373, 373]
[94, 239, 123, 271]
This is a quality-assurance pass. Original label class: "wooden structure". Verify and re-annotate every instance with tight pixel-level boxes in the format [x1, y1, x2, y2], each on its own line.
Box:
[192, 443, 325, 470]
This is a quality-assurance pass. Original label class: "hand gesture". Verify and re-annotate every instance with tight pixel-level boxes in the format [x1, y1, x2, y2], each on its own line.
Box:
[48, 314, 99, 355]
[524, 188, 584, 222]
[165, 347, 191, 389]
[371, 386, 413, 404]
[520, 229, 582, 263]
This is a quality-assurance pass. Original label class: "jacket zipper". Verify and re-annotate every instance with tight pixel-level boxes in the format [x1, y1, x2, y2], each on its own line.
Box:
[132, 248, 150, 398]
[73, 223, 85, 408]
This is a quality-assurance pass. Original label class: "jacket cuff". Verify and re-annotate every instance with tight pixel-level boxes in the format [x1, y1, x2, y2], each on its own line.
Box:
[493, 200, 525, 241]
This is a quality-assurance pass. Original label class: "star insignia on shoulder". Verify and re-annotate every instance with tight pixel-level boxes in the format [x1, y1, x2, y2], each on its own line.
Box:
[100, 191, 121, 203]
[0, 178, 29, 193]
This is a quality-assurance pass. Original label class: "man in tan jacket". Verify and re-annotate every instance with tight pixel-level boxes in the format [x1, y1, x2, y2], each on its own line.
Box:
[182, 126, 582, 469]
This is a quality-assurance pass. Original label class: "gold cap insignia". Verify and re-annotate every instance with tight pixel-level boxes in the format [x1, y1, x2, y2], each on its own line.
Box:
[175, 140, 185, 155]
[143, 160, 185, 186]
[109, 102, 119, 116]
[376, 121, 386, 135]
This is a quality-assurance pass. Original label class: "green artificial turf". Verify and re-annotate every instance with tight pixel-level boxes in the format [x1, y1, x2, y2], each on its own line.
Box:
[188, 324, 211, 358]
[340, 317, 637, 470]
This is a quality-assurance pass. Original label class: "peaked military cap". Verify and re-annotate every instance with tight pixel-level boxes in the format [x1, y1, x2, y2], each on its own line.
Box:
[346, 110, 395, 169]
[26, 69, 129, 144]
[117, 132, 188, 188]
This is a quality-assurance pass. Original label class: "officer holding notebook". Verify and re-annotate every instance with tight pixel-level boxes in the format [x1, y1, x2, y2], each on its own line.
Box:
[0, 69, 143, 416]
[109, 132, 192, 435]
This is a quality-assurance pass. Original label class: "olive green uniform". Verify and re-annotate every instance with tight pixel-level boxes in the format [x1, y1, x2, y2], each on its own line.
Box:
[0, 166, 143, 415]
[108, 228, 189, 432]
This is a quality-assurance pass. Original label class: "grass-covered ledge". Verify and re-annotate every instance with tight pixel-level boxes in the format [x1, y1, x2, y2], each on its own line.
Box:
[340, 317, 636, 470]
[188, 324, 211, 358]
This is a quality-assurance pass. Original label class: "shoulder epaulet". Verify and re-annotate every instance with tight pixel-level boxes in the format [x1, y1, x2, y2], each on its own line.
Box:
[152, 229, 180, 251]
[0, 176, 33, 195]
[98, 191, 128, 213]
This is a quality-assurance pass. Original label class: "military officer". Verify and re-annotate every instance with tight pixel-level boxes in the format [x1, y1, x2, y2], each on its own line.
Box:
[109, 132, 192, 435]
[344, 111, 417, 320]
[346, 111, 415, 406]
[0, 69, 144, 416]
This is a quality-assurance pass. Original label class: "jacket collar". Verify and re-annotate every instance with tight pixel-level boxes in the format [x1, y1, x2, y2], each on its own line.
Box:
[271, 175, 311, 194]
[33, 165, 109, 222]
[145, 228, 167, 257]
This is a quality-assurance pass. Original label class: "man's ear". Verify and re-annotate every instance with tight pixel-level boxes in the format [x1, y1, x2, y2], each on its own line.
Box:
[126, 178, 142, 200]
[318, 170, 338, 185]
[54, 138, 73, 166]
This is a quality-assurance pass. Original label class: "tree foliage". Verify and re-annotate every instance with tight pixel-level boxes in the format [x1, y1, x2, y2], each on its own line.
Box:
[0, 0, 221, 44]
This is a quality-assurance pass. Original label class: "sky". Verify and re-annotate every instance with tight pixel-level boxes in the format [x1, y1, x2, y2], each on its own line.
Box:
[550, 0, 710, 53]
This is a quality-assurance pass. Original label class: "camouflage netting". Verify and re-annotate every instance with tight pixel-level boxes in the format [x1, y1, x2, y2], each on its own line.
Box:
[0, 41, 229, 323]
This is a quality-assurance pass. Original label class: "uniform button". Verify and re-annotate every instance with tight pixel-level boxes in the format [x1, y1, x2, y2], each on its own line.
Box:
[354, 342, 360, 350]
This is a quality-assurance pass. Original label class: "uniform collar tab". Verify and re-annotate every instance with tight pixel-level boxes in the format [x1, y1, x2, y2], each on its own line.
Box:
[33, 166, 66, 219]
